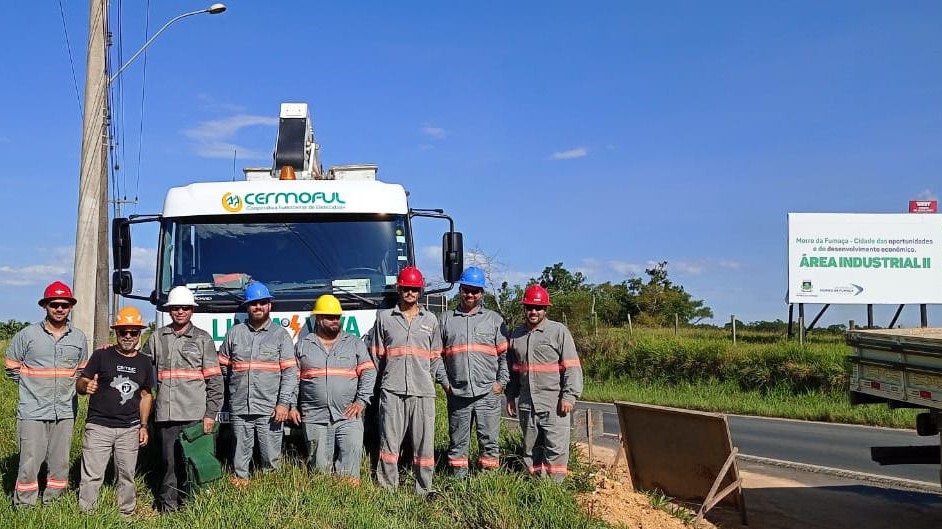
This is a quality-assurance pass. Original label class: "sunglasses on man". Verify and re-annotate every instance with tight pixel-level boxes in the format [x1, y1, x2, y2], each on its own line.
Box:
[47, 302, 72, 310]
[117, 329, 142, 337]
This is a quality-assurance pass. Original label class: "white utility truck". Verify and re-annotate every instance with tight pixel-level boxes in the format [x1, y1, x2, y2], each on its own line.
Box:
[847, 327, 942, 484]
[111, 102, 463, 344]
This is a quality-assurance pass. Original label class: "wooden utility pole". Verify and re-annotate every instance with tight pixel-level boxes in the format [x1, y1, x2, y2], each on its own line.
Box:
[74, 0, 109, 349]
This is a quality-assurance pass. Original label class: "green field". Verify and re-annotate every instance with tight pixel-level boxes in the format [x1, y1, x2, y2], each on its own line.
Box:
[0, 338, 609, 528]
[575, 326, 918, 428]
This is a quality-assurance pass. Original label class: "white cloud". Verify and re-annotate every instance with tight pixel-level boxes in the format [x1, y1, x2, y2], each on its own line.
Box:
[183, 114, 279, 159]
[0, 246, 74, 286]
[550, 147, 588, 160]
[0, 264, 71, 286]
[195, 94, 246, 114]
[670, 259, 745, 276]
[420, 126, 446, 140]
[574, 258, 644, 282]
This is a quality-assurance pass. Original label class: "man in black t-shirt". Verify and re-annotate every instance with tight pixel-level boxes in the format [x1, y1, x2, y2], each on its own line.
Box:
[76, 307, 154, 517]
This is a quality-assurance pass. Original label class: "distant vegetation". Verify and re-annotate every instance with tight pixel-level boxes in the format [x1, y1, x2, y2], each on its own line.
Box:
[0, 319, 28, 340]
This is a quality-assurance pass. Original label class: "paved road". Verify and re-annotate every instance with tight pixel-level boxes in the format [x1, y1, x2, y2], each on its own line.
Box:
[577, 401, 941, 486]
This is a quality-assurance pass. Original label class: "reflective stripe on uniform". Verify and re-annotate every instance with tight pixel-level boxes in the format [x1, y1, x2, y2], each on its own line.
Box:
[511, 362, 565, 373]
[46, 478, 68, 489]
[413, 455, 435, 468]
[231, 361, 281, 372]
[379, 450, 399, 464]
[448, 457, 469, 467]
[5, 357, 22, 368]
[443, 343, 500, 357]
[158, 369, 205, 380]
[375, 346, 442, 359]
[299, 368, 357, 379]
[478, 456, 499, 468]
[355, 361, 373, 375]
[18, 367, 78, 378]
[15, 481, 39, 492]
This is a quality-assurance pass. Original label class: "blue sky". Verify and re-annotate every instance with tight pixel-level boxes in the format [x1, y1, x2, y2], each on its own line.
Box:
[1, 1, 940, 327]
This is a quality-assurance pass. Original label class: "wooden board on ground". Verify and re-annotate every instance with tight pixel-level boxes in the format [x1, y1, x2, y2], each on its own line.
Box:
[614, 401, 748, 524]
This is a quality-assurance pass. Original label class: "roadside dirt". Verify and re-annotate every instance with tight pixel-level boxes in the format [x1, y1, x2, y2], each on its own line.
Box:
[576, 442, 942, 529]
[576, 442, 718, 529]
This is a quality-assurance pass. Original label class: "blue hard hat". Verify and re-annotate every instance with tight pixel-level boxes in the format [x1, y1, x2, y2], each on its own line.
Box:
[243, 282, 273, 304]
[459, 266, 486, 289]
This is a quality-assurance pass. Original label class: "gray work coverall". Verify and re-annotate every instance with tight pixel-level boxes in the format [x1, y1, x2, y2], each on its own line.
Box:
[142, 323, 224, 510]
[440, 307, 509, 475]
[4, 321, 88, 506]
[219, 320, 298, 479]
[506, 318, 583, 482]
[295, 331, 375, 480]
[370, 306, 446, 495]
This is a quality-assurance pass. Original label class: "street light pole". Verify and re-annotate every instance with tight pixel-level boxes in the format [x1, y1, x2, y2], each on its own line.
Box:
[73, 2, 226, 349]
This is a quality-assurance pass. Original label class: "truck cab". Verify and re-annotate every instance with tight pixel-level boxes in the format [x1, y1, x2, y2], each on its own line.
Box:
[111, 103, 463, 344]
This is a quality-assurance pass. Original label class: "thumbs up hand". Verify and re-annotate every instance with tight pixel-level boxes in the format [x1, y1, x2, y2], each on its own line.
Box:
[86, 374, 99, 395]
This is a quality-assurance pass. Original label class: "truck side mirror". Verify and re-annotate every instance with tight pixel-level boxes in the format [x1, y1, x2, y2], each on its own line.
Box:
[442, 231, 463, 283]
[113, 270, 133, 296]
[112, 217, 131, 270]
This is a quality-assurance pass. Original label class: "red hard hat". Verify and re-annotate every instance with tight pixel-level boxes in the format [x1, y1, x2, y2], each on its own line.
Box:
[397, 266, 425, 288]
[521, 284, 552, 306]
[39, 281, 77, 307]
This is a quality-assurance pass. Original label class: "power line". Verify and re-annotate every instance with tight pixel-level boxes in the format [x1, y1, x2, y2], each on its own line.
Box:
[134, 0, 152, 207]
[57, 0, 83, 119]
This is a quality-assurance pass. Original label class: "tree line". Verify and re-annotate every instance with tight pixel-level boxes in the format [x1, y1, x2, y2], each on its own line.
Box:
[453, 260, 714, 331]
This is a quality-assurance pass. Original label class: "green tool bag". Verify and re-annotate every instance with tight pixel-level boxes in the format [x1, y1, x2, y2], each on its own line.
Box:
[179, 422, 223, 489]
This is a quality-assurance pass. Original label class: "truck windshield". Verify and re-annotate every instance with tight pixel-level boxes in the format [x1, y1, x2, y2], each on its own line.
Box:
[158, 214, 410, 307]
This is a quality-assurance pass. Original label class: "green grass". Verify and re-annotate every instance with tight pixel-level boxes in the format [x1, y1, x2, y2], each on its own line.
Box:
[0, 338, 611, 528]
[582, 377, 918, 428]
[576, 326, 918, 428]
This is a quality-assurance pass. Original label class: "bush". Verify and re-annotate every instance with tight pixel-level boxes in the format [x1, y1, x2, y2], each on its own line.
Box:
[575, 327, 847, 395]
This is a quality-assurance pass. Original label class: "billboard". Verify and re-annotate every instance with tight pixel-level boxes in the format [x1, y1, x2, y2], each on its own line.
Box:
[788, 213, 942, 304]
[909, 200, 938, 213]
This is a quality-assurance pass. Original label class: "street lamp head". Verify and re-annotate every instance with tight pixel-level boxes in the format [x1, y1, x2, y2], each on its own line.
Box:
[208, 3, 227, 14]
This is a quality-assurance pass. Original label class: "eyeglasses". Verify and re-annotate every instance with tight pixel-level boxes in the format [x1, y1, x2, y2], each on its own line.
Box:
[399, 287, 421, 293]
[47, 302, 72, 310]
[319, 315, 341, 321]
[117, 329, 142, 337]
[524, 305, 546, 312]
[168, 306, 193, 312]
[460, 287, 483, 295]
[246, 299, 271, 307]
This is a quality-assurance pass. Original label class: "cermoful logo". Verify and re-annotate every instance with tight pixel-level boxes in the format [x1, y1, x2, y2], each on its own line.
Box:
[220, 191, 346, 213]
[222, 192, 243, 212]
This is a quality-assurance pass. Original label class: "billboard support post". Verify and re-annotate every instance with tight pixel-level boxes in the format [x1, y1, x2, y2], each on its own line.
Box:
[787, 304, 794, 339]
[888, 304, 905, 329]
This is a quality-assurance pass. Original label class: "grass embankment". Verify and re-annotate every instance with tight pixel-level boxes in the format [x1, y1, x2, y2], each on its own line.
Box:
[578, 327, 918, 428]
[0, 339, 609, 528]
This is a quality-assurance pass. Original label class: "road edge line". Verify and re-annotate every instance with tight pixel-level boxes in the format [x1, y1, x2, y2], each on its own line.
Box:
[737, 453, 941, 494]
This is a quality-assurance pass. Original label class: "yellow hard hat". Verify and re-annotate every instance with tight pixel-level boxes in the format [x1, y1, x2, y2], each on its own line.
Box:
[112, 306, 146, 328]
[312, 294, 343, 316]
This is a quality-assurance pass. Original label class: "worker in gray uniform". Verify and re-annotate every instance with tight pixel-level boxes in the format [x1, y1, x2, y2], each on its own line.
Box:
[370, 266, 446, 496]
[4, 281, 88, 508]
[505, 284, 583, 482]
[289, 294, 375, 482]
[141, 285, 223, 512]
[218, 282, 297, 486]
[440, 266, 508, 476]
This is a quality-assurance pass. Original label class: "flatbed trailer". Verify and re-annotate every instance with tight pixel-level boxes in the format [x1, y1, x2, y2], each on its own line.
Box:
[847, 328, 942, 485]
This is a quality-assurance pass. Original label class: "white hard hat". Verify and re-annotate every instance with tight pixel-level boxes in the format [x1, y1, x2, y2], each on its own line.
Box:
[167, 286, 198, 307]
